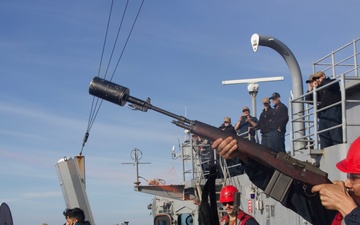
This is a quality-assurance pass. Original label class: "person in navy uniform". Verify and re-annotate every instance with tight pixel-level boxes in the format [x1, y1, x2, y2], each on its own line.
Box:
[266, 92, 288, 152]
[311, 71, 342, 148]
[255, 97, 274, 147]
[219, 117, 237, 135]
[234, 106, 258, 142]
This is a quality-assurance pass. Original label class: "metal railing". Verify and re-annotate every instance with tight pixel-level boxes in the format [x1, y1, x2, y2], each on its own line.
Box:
[312, 37, 360, 78]
[289, 37, 360, 154]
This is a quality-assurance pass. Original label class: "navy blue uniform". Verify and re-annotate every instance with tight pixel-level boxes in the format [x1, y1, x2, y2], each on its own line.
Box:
[318, 77, 342, 148]
[257, 106, 274, 147]
[267, 102, 288, 152]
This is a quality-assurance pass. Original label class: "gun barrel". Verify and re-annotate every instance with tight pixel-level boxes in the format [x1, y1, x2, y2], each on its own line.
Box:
[89, 77, 192, 124]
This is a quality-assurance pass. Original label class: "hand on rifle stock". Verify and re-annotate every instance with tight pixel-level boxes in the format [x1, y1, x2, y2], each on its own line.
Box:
[311, 180, 358, 217]
[211, 136, 249, 164]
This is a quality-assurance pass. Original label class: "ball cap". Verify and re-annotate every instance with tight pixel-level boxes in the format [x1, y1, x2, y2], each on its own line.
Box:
[242, 106, 250, 112]
[269, 92, 280, 99]
[313, 71, 325, 78]
[262, 97, 270, 104]
[224, 117, 231, 123]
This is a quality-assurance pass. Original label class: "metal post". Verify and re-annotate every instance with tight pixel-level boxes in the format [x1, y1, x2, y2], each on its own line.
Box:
[251, 33, 305, 151]
[340, 74, 347, 143]
[247, 83, 259, 117]
[353, 39, 359, 77]
[248, 83, 259, 142]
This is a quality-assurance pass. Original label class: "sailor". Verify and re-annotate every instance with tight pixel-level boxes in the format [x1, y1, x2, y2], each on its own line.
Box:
[211, 136, 360, 225]
[234, 106, 258, 142]
[313, 71, 342, 148]
[255, 97, 274, 147]
[268, 92, 288, 152]
[219, 185, 259, 225]
[219, 117, 237, 135]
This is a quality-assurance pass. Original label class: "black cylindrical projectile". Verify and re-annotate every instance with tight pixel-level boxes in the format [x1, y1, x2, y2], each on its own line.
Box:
[89, 77, 129, 106]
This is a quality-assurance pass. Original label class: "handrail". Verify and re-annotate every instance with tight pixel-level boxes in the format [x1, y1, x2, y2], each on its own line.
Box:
[290, 75, 360, 154]
[289, 37, 360, 154]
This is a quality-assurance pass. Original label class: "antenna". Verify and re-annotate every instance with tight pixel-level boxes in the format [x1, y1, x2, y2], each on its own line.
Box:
[222, 76, 284, 85]
[222, 76, 284, 117]
[122, 148, 151, 189]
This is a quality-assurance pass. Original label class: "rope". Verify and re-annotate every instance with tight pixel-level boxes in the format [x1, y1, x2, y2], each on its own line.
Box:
[80, 0, 145, 155]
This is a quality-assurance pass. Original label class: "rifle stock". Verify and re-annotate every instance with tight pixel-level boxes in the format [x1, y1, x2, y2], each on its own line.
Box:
[186, 120, 331, 186]
[89, 77, 332, 188]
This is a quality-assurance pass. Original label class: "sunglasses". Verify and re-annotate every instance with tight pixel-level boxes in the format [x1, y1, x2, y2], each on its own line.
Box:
[347, 174, 360, 179]
[222, 202, 234, 206]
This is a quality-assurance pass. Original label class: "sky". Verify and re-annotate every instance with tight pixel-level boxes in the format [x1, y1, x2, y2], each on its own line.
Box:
[0, 1, 360, 225]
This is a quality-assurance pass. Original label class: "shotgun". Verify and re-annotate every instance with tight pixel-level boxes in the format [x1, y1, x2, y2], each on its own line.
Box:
[88, 77, 331, 202]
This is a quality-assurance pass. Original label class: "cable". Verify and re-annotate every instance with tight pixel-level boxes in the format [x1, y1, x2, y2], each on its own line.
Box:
[103, 0, 129, 80]
[109, 0, 144, 81]
[80, 0, 115, 156]
[80, 0, 145, 155]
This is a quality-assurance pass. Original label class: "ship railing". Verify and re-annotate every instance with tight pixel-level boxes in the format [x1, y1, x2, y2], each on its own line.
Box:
[191, 142, 213, 181]
[197, 147, 216, 179]
[290, 74, 360, 155]
[179, 136, 210, 182]
[192, 143, 243, 189]
[184, 130, 249, 182]
[180, 135, 221, 181]
[236, 130, 254, 141]
[312, 37, 360, 79]
[289, 76, 341, 154]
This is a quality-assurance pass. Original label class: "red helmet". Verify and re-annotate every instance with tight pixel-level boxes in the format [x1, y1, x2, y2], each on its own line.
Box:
[219, 185, 238, 203]
[336, 136, 360, 173]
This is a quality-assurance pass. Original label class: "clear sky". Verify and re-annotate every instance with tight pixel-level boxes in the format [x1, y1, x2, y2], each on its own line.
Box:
[1, 1, 359, 225]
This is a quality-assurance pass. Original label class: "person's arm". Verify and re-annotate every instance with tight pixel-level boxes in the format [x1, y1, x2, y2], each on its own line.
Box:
[311, 181, 357, 217]
[234, 116, 243, 130]
[344, 207, 360, 225]
[305, 90, 313, 101]
[247, 116, 258, 128]
[212, 137, 338, 225]
[254, 116, 262, 129]
[278, 104, 289, 131]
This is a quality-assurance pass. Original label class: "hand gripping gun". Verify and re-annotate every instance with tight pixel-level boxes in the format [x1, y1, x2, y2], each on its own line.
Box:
[88, 77, 331, 202]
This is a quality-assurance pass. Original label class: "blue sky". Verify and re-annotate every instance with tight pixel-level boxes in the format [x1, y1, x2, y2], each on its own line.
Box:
[1, 1, 359, 224]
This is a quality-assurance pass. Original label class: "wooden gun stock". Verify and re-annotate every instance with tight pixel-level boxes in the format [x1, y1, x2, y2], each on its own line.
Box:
[183, 120, 331, 187]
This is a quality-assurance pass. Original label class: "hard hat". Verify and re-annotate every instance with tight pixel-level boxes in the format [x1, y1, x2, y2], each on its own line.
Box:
[219, 185, 238, 203]
[336, 136, 360, 173]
